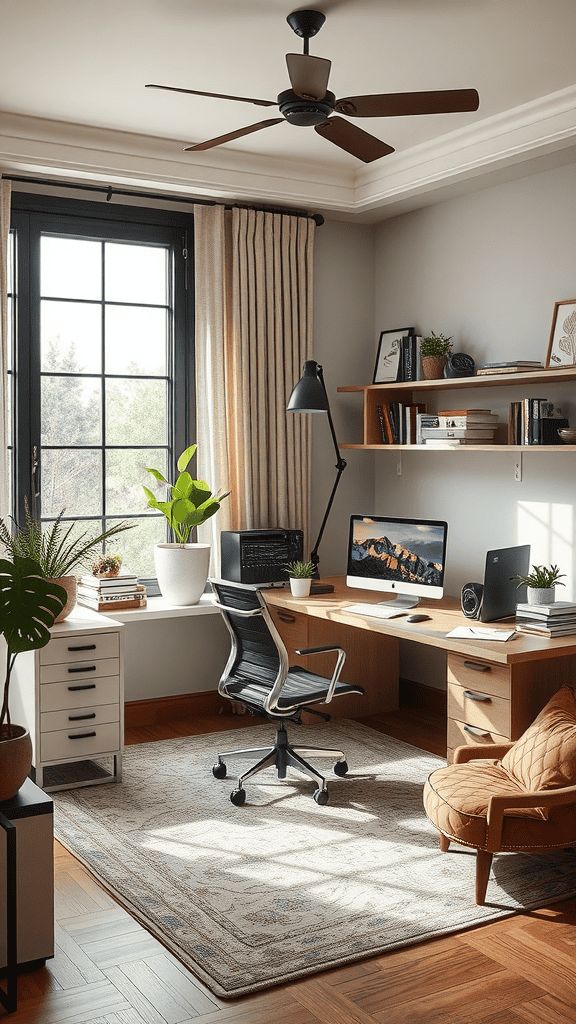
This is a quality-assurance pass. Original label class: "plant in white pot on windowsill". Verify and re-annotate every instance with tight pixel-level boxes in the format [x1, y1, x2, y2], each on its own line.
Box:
[143, 444, 229, 606]
[285, 560, 316, 598]
[512, 564, 566, 606]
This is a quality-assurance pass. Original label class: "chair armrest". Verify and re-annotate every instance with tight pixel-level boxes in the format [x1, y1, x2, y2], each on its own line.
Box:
[212, 600, 262, 618]
[453, 743, 513, 764]
[295, 646, 346, 704]
[486, 783, 576, 847]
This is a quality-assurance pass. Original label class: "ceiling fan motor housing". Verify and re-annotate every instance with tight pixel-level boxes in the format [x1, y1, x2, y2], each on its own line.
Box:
[278, 89, 335, 126]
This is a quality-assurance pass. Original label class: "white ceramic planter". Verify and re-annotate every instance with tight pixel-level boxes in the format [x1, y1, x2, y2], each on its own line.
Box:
[289, 577, 312, 598]
[527, 586, 556, 605]
[154, 543, 211, 606]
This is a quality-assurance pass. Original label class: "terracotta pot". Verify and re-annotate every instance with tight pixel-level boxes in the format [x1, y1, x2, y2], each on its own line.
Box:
[0, 725, 33, 802]
[46, 575, 78, 622]
[421, 354, 447, 380]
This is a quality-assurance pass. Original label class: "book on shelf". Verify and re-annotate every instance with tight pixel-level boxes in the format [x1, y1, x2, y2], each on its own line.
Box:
[476, 363, 544, 375]
[423, 438, 493, 447]
[507, 398, 568, 445]
[79, 595, 148, 612]
[80, 572, 138, 589]
[515, 601, 576, 617]
[438, 408, 493, 417]
[438, 413, 497, 428]
[78, 583, 141, 597]
[420, 427, 495, 439]
[515, 620, 576, 637]
[480, 360, 544, 370]
[77, 584, 145, 603]
[415, 413, 438, 445]
[376, 403, 394, 444]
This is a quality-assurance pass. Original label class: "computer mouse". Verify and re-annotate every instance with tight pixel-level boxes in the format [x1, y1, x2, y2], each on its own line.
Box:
[406, 613, 432, 623]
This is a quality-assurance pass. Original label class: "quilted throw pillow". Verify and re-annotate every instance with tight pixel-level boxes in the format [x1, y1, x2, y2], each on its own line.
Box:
[501, 685, 576, 791]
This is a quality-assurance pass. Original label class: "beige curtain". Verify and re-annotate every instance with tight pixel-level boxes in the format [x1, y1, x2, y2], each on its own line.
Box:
[0, 178, 11, 523]
[194, 205, 314, 573]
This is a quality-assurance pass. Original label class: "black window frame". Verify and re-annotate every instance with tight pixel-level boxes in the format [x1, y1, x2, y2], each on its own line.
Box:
[9, 192, 194, 592]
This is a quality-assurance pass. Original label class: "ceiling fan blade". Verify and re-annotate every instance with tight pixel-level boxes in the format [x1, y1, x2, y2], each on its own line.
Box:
[146, 83, 277, 108]
[184, 118, 284, 152]
[286, 53, 331, 100]
[335, 89, 480, 118]
[315, 117, 394, 163]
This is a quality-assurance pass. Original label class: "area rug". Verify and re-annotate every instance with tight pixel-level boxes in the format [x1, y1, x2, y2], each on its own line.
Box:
[52, 721, 576, 998]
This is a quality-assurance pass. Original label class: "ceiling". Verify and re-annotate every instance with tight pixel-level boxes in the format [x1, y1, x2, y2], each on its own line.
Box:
[1, 0, 576, 220]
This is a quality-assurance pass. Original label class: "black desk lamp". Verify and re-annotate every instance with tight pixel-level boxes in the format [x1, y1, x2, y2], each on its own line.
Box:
[287, 359, 347, 594]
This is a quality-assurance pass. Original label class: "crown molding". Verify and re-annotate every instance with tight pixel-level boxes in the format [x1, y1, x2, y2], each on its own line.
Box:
[1, 86, 576, 220]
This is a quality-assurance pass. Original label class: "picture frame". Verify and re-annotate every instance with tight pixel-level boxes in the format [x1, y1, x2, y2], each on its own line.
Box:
[373, 328, 413, 384]
[545, 299, 576, 369]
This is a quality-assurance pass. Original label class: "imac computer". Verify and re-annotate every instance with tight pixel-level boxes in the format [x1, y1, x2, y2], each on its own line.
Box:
[346, 514, 448, 611]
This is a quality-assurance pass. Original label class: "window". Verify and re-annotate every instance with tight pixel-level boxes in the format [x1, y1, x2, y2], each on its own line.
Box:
[9, 194, 193, 589]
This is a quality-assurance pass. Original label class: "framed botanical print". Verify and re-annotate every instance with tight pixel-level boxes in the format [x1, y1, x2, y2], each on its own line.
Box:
[373, 328, 413, 384]
[545, 299, 576, 368]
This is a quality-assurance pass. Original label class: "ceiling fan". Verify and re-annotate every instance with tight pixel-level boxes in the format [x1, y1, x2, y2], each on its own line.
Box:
[146, 8, 479, 164]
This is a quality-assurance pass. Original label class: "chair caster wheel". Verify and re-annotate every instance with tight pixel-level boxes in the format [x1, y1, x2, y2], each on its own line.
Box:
[313, 788, 329, 805]
[333, 760, 348, 776]
[230, 788, 246, 806]
[212, 762, 227, 779]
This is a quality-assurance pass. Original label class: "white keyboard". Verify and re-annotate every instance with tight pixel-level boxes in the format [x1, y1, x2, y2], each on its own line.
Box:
[346, 603, 407, 620]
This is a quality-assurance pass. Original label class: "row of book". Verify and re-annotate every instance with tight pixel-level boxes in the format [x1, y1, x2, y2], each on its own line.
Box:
[77, 572, 147, 612]
[516, 601, 576, 637]
[376, 406, 499, 446]
[508, 399, 568, 445]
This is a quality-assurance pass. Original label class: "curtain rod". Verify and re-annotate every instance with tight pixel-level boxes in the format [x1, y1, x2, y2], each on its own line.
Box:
[3, 174, 324, 226]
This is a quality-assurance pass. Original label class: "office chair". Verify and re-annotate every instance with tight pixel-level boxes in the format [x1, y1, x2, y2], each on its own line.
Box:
[209, 579, 364, 805]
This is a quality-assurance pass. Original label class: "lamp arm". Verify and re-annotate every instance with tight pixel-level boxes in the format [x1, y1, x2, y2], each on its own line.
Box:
[309, 366, 347, 568]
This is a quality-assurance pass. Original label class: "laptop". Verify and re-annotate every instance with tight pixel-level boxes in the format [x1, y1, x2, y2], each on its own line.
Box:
[480, 544, 530, 621]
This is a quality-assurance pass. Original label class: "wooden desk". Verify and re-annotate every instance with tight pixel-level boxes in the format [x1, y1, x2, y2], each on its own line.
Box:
[265, 577, 576, 761]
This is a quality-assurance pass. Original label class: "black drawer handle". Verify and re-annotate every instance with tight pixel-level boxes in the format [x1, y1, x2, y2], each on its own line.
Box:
[67, 666, 97, 674]
[67, 644, 97, 652]
[277, 612, 296, 624]
[67, 683, 96, 692]
[463, 690, 491, 702]
[463, 661, 490, 672]
[68, 713, 97, 722]
[68, 731, 97, 740]
[464, 724, 492, 737]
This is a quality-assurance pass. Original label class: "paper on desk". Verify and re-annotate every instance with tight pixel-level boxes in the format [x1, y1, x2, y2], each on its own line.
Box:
[446, 626, 516, 641]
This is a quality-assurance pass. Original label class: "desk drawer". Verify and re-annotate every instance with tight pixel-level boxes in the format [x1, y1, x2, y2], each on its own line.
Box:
[40, 658, 119, 685]
[267, 606, 308, 660]
[448, 717, 509, 757]
[40, 675, 120, 712]
[41, 704, 120, 733]
[448, 681, 510, 737]
[447, 654, 510, 699]
[40, 632, 119, 665]
[41, 722, 120, 762]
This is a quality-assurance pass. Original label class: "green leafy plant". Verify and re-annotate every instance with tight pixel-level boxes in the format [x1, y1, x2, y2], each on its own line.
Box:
[512, 564, 566, 590]
[420, 332, 454, 357]
[285, 560, 316, 579]
[0, 500, 135, 578]
[143, 444, 229, 545]
[0, 556, 67, 735]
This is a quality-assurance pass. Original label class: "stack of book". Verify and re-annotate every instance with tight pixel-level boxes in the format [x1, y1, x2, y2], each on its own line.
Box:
[515, 601, 576, 637]
[477, 360, 544, 376]
[418, 408, 498, 446]
[77, 572, 147, 612]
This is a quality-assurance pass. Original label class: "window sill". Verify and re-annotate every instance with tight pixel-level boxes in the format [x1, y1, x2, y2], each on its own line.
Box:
[95, 594, 220, 624]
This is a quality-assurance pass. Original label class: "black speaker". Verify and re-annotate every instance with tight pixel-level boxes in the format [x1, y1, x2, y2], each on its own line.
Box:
[461, 582, 484, 618]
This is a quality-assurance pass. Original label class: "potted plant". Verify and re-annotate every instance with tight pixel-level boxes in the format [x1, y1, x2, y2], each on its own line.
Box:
[0, 556, 67, 801]
[512, 564, 566, 605]
[0, 501, 135, 621]
[285, 560, 315, 598]
[420, 332, 454, 380]
[143, 443, 229, 606]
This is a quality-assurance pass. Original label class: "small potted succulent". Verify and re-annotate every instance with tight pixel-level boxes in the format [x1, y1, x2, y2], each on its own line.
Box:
[420, 332, 454, 380]
[91, 554, 122, 578]
[512, 564, 566, 605]
[285, 559, 315, 598]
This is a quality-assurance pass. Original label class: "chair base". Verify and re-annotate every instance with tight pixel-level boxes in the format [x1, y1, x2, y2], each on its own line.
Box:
[214, 721, 348, 803]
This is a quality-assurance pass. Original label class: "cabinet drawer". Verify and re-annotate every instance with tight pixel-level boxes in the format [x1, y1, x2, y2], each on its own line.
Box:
[448, 717, 509, 755]
[40, 658, 119, 685]
[267, 606, 308, 657]
[40, 632, 119, 666]
[448, 681, 510, 737]
[447, 653, 510, 699]
[40, 675, 120, 713]
[41, 704, 120, 733]
[41, 722, 121, 762]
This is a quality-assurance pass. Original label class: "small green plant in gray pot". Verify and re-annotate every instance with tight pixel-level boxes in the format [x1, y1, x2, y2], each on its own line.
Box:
[512, 564, 566, 605]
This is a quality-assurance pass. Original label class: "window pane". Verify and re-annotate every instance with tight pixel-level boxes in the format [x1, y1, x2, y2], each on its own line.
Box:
[41, 300, 102, 374]
[106, 379, 167, 445]
[41, 236, 101, 300]
[106, 448, 168, 517]
[41, 449, 102, 518]
[105, 243, 167, 305]
[106, 517, 166, 579]
[105, 306, 167, 375]
[41, 376, 101, 446]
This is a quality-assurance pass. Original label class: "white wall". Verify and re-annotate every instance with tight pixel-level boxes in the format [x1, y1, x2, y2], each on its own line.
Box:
[373, 160, 576, 686]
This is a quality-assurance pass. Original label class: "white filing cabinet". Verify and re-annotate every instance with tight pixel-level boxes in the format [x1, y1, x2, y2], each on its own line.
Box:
[11, 608, 124, 792]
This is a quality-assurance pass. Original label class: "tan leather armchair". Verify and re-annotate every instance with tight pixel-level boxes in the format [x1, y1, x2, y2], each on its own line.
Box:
[423, 685, 576, 904]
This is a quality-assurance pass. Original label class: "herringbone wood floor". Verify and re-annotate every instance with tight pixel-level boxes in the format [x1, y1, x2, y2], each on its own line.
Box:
[6, 704, 576, 1023]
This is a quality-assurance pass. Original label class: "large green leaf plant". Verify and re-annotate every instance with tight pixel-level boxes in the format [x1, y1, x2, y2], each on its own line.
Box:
[143, 444, 229, 544]
[0, 556, 67, 736]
